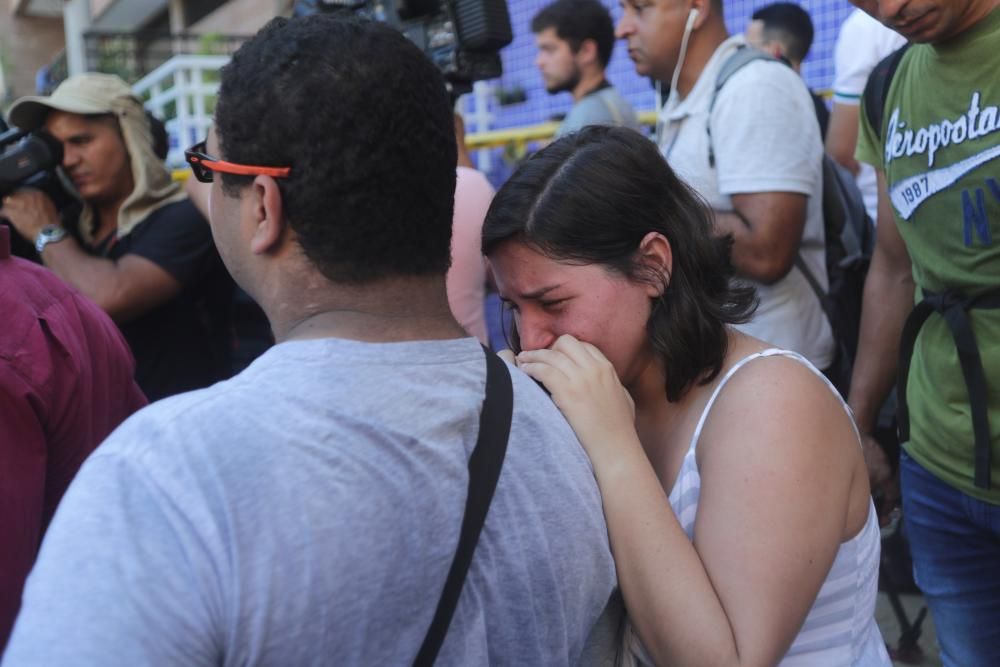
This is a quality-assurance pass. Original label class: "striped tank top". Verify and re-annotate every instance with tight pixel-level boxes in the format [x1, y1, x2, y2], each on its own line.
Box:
[631, 349, 890, 666]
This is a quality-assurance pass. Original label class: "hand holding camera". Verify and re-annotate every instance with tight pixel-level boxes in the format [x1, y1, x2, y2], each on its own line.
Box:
[0, 127, 80, 258]
[2, 189, 63, 250]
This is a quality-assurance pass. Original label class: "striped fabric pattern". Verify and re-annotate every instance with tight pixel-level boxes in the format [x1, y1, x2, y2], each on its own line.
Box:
[634, 349, 890, 666]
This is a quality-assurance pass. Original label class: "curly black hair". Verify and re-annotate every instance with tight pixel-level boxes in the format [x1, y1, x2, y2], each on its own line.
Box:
[482, 126, 758, 402]
[214, 14, 457, 284]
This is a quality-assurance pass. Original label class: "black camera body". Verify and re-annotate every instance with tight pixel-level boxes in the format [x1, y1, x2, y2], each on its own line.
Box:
[294, 0, 513, 96]
[0, 127, 82, 259]
[0, 128, 65, 198]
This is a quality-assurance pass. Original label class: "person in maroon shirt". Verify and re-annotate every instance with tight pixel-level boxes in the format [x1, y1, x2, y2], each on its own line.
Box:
[0, 224, 146, 651]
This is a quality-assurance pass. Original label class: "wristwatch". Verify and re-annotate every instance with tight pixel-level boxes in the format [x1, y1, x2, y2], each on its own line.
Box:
[34, 224, 67, 254]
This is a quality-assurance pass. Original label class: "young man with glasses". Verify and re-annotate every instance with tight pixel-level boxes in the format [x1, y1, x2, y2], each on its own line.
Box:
[2, 15, 618, 666]
[1, 73, 233, 401]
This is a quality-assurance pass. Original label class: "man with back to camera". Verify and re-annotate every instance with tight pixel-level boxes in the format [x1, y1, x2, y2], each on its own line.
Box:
[1, 14, 617, 666]
[744, 1, 830, 138]
[533, 0, 641, 138]
[0, 73, 233, 401]
[846, 1, 1000, 664]
[614, 0, 834, 371]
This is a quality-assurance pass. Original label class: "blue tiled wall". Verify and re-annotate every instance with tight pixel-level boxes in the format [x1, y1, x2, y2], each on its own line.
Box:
[464, 0, 856, 132]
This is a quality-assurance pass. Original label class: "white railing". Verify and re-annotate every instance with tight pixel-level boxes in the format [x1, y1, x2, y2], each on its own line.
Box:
[134, 53, 501, 171]
[468, 81, 495, 173]
[132, 54, 230, 168]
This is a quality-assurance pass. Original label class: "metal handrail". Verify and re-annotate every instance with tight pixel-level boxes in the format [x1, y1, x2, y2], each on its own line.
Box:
[465, 110, 659, 150]
[133, 55, 230, 168]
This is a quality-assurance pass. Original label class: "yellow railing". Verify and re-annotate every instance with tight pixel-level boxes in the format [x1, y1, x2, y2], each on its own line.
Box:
[464, 110, 658, 151]
[462, 86, 831, 152]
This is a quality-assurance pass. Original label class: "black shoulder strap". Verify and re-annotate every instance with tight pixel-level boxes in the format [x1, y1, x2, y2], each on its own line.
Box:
[413, 347, 513, 667]
[863, 43, 912, 142]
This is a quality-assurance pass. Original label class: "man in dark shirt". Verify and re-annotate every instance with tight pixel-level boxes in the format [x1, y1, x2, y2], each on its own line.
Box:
[1, 73, 232, 400]
[0, 225, 146, 650]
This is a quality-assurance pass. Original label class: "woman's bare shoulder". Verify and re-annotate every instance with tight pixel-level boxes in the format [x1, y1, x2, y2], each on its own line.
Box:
[696, 346, 860, 476]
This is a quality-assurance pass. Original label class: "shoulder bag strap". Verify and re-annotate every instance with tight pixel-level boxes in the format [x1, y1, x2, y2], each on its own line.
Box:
[413, 346, 513, 666]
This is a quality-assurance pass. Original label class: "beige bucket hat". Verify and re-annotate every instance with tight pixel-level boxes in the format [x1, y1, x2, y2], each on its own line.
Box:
[7, 72, 186, 242]
[9, 73, 139, 130]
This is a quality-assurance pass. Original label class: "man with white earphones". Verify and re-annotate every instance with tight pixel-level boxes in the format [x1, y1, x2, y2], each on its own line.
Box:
[615, 0, 833, 373]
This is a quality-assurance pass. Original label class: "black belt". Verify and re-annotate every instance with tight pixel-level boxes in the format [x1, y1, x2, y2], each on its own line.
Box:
[898, 288, 1000, 490]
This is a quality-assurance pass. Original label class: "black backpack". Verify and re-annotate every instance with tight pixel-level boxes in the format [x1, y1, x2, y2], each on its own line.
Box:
[708, 47, 875, 395]
[862, 44, 912, 144]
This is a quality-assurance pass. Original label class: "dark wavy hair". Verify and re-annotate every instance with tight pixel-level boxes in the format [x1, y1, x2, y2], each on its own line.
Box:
[214, 14, 456, 284]
[482, 126, 757, 402]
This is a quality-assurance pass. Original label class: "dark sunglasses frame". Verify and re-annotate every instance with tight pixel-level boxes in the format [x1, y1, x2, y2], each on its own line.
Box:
[184, 140, 292, 183]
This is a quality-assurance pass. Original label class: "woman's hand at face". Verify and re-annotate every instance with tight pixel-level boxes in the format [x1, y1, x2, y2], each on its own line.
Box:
[516, 334, 637, 469]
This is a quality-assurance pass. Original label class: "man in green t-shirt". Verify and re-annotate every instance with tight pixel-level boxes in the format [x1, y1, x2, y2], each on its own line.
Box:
[848, 1, 1000, 665]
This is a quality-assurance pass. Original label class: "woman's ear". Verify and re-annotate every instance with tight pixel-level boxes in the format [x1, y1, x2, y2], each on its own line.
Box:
[637, 231, 673, 297]
[249, 175, 285, 255]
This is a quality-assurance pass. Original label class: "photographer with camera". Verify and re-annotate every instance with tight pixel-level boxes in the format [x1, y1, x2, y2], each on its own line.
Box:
[1, 73, 233, 401]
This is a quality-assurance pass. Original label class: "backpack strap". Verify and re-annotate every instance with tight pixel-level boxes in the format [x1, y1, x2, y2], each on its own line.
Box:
[413, 347, 513, 666]
[897, 289, 1000, 490]
[707, 46, 775, 168]
[862, 43, 912, 143]
[708, 48, 832, 297]
[794, 254, 833, 323]
[797, 156, 875, 357]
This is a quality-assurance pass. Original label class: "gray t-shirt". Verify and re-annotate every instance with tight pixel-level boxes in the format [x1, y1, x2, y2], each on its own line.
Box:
[556, 85, 642, 138]
[3, 337, 617, 666]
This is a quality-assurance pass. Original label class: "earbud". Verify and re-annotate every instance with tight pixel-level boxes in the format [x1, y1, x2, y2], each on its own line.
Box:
[663, 4, 701, 135]
[686, 8, 700, 30]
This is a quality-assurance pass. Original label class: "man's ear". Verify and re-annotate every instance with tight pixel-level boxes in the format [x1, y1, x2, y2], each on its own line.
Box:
[248, 175, 285, 255]
[576, 38, 599, 67]
[637, 231, 673, 297]
[765, 42, 786, 61]
[689, 0, 713, 29]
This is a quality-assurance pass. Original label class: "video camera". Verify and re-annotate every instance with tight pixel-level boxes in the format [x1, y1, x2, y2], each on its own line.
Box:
[0, 128, 67, 198]
[294, 0, 513, 96]
[0, 126, 83, 258]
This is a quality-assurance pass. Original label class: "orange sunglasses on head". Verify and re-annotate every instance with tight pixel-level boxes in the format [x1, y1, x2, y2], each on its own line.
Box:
[184, 140, 292, 183]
